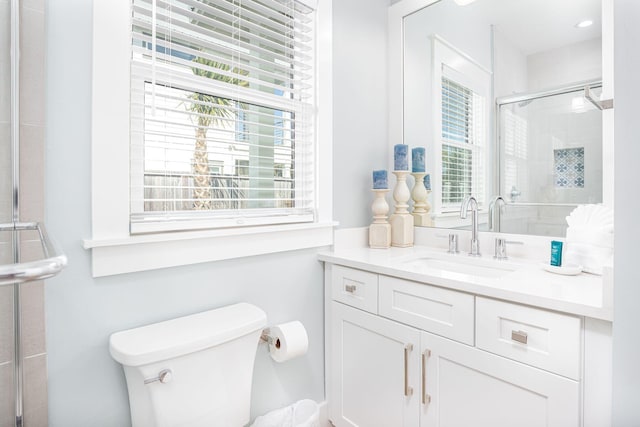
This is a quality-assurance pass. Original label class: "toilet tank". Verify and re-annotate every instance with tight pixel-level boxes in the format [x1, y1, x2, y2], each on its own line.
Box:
[109, 303, 267, 427]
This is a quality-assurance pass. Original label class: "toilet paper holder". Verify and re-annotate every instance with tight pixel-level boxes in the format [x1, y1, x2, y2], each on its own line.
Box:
[260, 321, 309, 363]
[260, 328, 281, 349]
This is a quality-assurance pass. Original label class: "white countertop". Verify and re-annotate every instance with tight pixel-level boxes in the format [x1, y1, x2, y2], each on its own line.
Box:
[319, 243, 613, 321]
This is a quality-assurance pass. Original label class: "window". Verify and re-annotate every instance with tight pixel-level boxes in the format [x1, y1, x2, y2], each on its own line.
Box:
[88, 0, 333, 276]
[432, 36, 490, 216]
[441, 76, 486, 209]
[235, 160, 250, 177]
[129, 0, 316, 233]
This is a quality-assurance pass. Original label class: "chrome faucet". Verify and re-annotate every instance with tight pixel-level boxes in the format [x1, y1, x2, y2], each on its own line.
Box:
[460, 195, 481, 257]
[488, 196, 506, 232]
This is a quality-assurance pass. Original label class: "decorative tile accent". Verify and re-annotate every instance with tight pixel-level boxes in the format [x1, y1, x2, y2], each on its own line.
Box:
[554, 148, 584, 188]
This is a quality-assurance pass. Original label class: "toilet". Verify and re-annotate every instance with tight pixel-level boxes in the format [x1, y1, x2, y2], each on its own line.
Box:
[109, 303, 267, 427]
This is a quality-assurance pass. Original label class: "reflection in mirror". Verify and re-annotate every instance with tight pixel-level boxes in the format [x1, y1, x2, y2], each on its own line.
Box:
[498, 83, 603, 236]
[401, 0, 604, 237]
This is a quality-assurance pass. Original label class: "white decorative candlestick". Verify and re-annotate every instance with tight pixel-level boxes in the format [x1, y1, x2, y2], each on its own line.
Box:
[411, 172, 433, 227]
[424, 190, 432, 216]
[390, 170, 414, 247]
[369, 189, 391, 248]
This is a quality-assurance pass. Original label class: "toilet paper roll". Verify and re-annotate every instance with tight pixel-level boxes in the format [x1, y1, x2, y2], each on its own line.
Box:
[268, 321, 309, 363]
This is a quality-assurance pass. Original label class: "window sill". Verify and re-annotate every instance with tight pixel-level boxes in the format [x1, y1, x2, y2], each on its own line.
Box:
[83, 221, 337, 277]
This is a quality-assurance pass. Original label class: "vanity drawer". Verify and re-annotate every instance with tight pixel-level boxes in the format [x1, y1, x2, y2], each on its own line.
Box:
[378, 275, 474, 345]
[476, 297, 582, 380]
[331, 265, 378, 314]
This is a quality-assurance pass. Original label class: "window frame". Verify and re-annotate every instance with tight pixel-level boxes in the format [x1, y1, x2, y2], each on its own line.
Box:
[86, 0, 334, 277]
[431, 36, 492, 218]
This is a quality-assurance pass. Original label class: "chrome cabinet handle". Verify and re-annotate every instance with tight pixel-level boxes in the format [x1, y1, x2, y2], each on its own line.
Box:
[345, 284, 356, 293]
[404, 344, 414, 397]
[422, 349, 432, 405]
[511, 330, 528, 344]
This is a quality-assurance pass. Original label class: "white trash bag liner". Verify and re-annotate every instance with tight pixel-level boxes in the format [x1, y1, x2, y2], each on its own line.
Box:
[250, 399, 319, 427]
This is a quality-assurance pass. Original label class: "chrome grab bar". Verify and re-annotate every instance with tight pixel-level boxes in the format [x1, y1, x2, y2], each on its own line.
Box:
[0, 222, 67, 286]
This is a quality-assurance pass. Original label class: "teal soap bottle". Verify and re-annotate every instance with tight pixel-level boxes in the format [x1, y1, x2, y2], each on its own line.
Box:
[550, 240, 563, 266]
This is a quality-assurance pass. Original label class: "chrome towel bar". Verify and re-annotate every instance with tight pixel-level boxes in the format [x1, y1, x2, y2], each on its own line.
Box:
[0, 222, 67, 286]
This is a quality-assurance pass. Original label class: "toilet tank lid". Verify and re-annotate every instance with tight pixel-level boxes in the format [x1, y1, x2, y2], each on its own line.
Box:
[109, 303, 267, 367]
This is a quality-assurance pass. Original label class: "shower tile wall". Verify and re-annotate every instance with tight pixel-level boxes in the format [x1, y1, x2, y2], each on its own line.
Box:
[0, 0, 48, 426]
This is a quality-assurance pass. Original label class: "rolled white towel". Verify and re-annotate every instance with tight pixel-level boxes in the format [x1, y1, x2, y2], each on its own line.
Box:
[565, 226, 613, 249]
[564, 205, 614, 275]
[565, 204, 613, 230]
[564, 241, 613, 275]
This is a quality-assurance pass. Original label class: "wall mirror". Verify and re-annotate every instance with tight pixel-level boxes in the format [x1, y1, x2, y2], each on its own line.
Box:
[389, 0, 612, 237]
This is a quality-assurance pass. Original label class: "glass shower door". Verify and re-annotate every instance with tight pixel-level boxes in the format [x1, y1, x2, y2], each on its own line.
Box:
[498, 85, 603, 236]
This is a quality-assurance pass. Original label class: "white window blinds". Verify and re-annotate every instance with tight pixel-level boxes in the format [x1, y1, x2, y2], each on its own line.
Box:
[129, 0, 316, 234]
[441, 76, 485, 209]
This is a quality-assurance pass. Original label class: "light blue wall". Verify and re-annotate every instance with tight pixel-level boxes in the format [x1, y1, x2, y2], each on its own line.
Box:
[44, 0, 390, 425]
[612, 0, 640, 424]
[332, 0, 391, 228]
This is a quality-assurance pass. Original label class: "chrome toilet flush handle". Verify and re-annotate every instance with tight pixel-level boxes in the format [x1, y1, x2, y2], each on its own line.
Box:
[144, 369, 173, 385]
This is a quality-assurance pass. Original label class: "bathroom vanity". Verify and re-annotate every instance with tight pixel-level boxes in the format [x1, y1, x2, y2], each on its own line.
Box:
[320, 228, 612, 427]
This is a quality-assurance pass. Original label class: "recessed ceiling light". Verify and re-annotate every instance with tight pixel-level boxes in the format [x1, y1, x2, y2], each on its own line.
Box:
[454, 0, 477, 5]
[575, 20, 593, 28]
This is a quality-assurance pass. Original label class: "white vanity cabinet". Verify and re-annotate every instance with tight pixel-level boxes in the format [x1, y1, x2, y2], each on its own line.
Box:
[420, 331, 580, 427]
[326, 264, 592, 427]
[330, 302, 420, 427]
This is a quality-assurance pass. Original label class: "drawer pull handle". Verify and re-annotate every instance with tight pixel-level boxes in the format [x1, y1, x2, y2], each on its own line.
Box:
[422, 349, 431, 405]
[511, 330, 528, 344]
[404, 344, 414, 397]
[345, 284, 357, 293]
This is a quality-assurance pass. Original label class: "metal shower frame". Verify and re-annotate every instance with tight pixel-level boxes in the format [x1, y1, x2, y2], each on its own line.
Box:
[1, 1, 67, 426]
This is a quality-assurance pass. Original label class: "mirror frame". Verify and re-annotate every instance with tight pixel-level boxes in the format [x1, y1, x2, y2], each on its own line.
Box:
[388, 0, 615, 234]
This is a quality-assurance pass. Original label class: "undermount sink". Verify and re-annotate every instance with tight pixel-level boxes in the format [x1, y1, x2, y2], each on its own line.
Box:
[401, 254, 520, 278]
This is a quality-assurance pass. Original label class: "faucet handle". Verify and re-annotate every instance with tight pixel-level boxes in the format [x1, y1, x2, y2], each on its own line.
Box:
[448, 234, 460, 254]
[437, 233, 459, 254]
[494, 238, 523, 260]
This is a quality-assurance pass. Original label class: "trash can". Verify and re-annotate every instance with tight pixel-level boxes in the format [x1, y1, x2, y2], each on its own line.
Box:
[250, 399, 319, 427]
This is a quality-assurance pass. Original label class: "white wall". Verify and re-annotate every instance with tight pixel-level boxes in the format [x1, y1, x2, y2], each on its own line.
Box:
[527, 38, 602, 91]
[612, 0, 640, 424]
[332, 0, 391, 228]
[42, 0, 387, 425]
[493, 28, 528, 99]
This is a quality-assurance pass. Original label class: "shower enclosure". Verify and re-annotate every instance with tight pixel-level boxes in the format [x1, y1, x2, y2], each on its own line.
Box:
[496, 80, 604, 237]
[1, 1, 67, 426]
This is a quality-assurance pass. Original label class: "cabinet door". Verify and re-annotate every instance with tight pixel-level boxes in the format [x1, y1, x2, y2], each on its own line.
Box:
[330, 302, 420, 427]
[420, 331, 580, 427]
